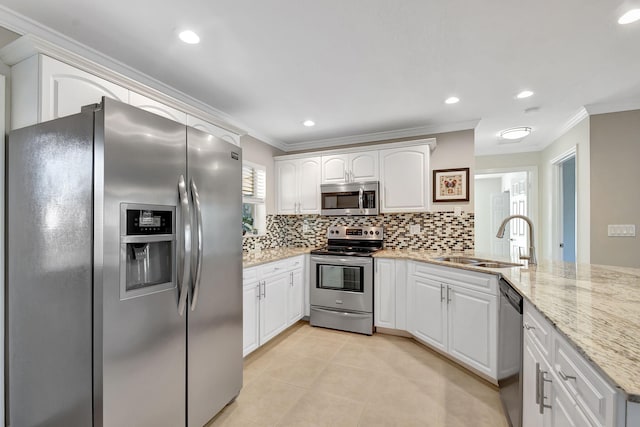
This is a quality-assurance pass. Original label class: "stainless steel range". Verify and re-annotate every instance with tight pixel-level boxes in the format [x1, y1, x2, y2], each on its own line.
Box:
[309, 225, 384, 335]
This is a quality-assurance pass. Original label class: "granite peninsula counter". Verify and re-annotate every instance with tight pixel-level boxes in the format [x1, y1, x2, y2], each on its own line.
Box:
[242, 247, 314, 268]
[374, 249, 640, 402]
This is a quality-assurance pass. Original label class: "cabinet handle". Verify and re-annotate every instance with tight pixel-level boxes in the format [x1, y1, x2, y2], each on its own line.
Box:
[256, 283, 261, 300]
[440, 284, 445, 302]
[524, 323, 536, 330]
[558, 370, 576, 381]
[538, 368, 552, 414]
[447, 286, 451, 304]
[264, 280, 267, 298]
[535, 363, 541, 404]
[290, 271, 293, 286]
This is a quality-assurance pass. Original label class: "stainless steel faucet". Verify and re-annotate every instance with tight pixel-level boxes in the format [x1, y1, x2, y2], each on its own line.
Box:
[496, 215, 537, 265]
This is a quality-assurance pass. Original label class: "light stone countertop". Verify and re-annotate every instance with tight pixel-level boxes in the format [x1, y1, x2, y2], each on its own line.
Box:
[242, 247, 314, 268]
[374, 249, 640, 401]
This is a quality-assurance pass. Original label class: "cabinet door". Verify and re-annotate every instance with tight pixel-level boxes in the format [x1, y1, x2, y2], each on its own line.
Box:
[350, 151, 378, 182]
[523, 334, 552, 427]
[129, 92, 187, 124]
[551, 379, 582, 427]
[321, 154, 348, 183]
[40, 55, 128, 122]
[259, 274, 289, 345]
[407, 275, 447, 352]
[243, 282, 261, 357]
[298, 157, 321, 214]
[276, 160, 298, 214]
[287, 269, 304, 326]
[447, 285, 497, 378]
[379, 145, 429, 213]
[374, 259, 396, 328]
[186, 114, 240, 146]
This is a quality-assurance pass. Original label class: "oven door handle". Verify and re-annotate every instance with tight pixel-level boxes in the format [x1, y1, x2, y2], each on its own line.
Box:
[358, 187, 363, 209]
[312, 307, 371, 319]
[310, 256, 372, 265]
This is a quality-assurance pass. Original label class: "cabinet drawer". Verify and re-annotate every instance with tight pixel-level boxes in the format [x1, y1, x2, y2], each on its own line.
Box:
[285, 255, 305, 270]
[554, 334, 617, 427]
[258, 259, 289, 278]
[410, 261, 497, 295]
[243, 267, 258, 284]
[523, 302, 552, 358]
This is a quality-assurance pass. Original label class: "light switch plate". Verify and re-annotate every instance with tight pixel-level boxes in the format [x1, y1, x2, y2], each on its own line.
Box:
[409, 224, 421, 235]
[608, 224, 636, 237]
[302, 223, 310, 233]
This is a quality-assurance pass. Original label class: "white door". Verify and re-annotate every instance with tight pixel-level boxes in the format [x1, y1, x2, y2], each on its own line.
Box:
[350, 151, 378, 182]
[379, 146, 429, 212]
[260, 274, 289, 344]
[374, 259, 396, 328]
[408, 275, 447, 352]
[447, 285, 497, 377]
[298, 157, 321, 214]
[40, 55, 128, 122]
[276, 160, 298, 214]
[243, 282, 261, 357]
[287, 269, 304, 325]
[523, 335, 551, 427]
[321, 155, 348, 183]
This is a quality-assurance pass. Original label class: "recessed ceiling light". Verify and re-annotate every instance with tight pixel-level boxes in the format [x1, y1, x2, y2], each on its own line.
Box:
[179, 30, 200, 44]
[500, 127, 532, 140]
[445, 96, 460, 104]
[302, 120, 315, 127]
[618, 9, 640, 24]
[516, 90, 534, 99]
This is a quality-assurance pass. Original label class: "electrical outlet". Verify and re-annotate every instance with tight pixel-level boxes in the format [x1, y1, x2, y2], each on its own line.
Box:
[454, 206, 462, 216]
[607, 224, 636, 237]
[303, 223, 310, 233]
[409, 224, 421, 235]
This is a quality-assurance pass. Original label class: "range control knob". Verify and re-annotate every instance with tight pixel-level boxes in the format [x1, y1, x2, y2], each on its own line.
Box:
[375, 231, 380, 235]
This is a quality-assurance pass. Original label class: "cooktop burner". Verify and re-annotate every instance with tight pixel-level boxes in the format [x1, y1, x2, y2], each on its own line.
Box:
[310, 226, 384, 257]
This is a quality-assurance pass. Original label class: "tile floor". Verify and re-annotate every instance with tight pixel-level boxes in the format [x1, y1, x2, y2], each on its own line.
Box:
[208, 322, 508, 427]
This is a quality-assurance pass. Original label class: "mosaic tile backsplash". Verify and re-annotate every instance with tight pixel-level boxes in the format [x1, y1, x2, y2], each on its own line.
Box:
[243, 212, 474, 252]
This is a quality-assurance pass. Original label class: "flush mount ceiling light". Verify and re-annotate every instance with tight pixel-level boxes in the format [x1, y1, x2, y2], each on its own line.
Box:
[445, 96, 460, 104]
[516, 90, 534, 99]
[500, 127, 532, 140]
[618, 9, 640, 24]
[302, 120, 315, 127]
[179, 30, 200, 44]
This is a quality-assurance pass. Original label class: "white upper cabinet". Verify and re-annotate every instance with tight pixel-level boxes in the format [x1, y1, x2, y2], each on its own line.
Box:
[379, 145, 430, 213]
[11, 54, 129, 129]
[129, 91, 186, 124]
[276, 157, 321, 215]
[321, 151, 378, 184]
[186, 114, 240, 146]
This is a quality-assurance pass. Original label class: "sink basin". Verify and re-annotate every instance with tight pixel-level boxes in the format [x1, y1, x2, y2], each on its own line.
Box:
[433, 256, 522, 269]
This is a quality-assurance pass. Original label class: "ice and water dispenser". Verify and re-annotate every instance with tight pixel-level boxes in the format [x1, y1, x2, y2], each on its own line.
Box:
[120, 204, 176, 299]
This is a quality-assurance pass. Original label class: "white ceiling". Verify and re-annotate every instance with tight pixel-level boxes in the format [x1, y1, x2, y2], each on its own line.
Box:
[0, 1, 639, 155]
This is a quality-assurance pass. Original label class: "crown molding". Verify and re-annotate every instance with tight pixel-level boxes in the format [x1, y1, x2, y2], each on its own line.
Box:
[0, 6, 294, 150]
[551, 107, 589, 142]
[584, 98, 640, 115]
[281, 119, 479, 152]
[274, 137, 437, 160]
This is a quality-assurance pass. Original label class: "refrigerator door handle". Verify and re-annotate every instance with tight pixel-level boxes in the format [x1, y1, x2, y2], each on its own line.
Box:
[177, 175, 192, 316]
[190, 178, 204, 311]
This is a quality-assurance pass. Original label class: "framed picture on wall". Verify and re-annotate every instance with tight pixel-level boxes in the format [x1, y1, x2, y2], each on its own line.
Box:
[432, 168, 470, 202]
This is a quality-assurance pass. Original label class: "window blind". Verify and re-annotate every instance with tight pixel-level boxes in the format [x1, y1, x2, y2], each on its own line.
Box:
[242, 164, 266, 202]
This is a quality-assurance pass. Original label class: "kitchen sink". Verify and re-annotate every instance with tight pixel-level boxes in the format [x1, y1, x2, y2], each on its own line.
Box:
[433, 256, 522, 268]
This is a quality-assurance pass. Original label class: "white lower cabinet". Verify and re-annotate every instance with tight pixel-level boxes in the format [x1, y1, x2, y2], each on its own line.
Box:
[406, 261, 498, 379]
[374, 258, 397, 329]
[242, 256, 306, 357]
[523, 301, 622, 427]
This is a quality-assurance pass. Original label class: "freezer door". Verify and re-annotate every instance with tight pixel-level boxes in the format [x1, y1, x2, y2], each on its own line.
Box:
[6, 112, 94, 427]
[97, 98, 187, 427]
[187, 127, 243, 427]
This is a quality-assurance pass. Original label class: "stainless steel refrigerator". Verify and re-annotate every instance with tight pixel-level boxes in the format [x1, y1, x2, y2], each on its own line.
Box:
[6, 98, 243, 427]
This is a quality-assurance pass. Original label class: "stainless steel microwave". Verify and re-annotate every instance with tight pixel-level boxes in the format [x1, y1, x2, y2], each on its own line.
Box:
[320, 181, 379, 216]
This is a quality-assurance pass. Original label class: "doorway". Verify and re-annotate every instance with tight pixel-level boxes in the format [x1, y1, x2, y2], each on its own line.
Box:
[555, 154, 577, 262]
[474, 167, 537, 259]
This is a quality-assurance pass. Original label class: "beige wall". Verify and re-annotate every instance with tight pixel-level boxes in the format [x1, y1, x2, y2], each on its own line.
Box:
[539, 118, 590, 263]
[590, 110, 640, 267]
[240, 134, 285, 214]
[475, 151, 541, 171]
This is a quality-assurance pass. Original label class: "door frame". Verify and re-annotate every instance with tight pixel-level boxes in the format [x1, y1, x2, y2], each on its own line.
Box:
[474, 166, 539, 256]
[550, 147, 577, 261]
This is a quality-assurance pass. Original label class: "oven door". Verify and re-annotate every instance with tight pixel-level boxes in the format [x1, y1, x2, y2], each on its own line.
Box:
[310, 255, 373, 313]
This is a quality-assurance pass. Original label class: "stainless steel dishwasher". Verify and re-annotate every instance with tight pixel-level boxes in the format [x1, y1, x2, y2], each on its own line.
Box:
[498, 278, 523, 427]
